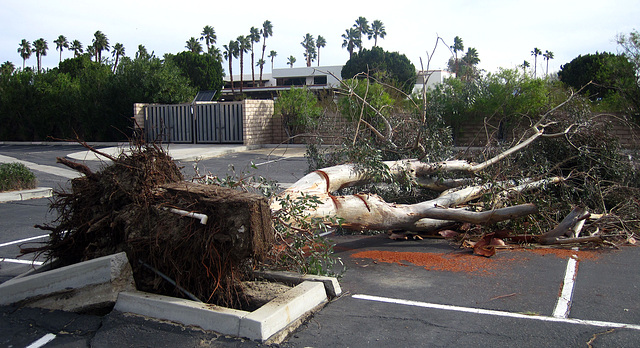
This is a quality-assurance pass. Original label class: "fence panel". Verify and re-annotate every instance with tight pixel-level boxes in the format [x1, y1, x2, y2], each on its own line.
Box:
[145, 102, 243, 144]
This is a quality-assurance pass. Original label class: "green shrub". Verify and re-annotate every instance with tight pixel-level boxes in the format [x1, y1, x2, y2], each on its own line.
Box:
[0, 162, 37, 192]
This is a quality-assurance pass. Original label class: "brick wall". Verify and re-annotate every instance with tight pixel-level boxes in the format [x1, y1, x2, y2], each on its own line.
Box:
[242, 99, 287, 146]
[453, 114, 639, 148]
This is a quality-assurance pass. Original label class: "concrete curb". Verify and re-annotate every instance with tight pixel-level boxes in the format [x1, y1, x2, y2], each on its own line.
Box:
[0, 252, 135, 312]
[254, 270, 342, 298]
[115, 281, 327, 343]
[0, 187, 53, 203]
[0, 252, 337, 343]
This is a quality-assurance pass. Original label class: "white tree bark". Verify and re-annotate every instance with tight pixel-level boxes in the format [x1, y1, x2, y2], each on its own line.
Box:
[272, 157, 563, 232]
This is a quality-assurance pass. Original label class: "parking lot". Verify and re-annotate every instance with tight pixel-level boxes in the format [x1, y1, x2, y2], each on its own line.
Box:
[1, 144, 639, 347]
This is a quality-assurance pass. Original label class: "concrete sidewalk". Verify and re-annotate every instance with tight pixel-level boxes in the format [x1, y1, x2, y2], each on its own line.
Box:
[66, 144, 251, 162]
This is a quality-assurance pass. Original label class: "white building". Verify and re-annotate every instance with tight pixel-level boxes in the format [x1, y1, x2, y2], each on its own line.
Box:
[221, 65, 450, 100]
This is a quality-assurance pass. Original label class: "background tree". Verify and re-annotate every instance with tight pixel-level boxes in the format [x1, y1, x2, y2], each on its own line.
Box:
[558, 52, 640, 112]
[236, 35, 250, 94]
[369, 20, 386, 47]
[316, 35, 326, 66]
[33, 38, 48, 73]
[275, 87, 323, 139]
[460, 47, 481, 81]
[186, 37, 203, 54]
[259, 20, 273, 83]
[287, 55, 296, 68]
[353, 16, 371, 51]
[209, 46, 222, 61]
[111, 43, 125, 72]
[520, 60, 530, 74]
[223, 40, 239, 94]
[301, 33, 316, 67]
[54, 35, 69, 63]
[341, 46, 417, 95]
[70, 40, 83, 58]
[1, 61, 15, 76]
[269, 50, 277, 70]
[531, 47, 542, 77]
[135, 45, 150, 60]
[200, 25, 217, 52]
[616, 29, 640, 81]
[451, 36, 464, 78]
[17, 39, 32, 69]
[166, 51, 224, 94]
[92, 31, 109, 62]
[543, 50, 554, 76]
[249, 26, 261, 86]
[256, 58, 265, 79]
[342, 28, 360, 59]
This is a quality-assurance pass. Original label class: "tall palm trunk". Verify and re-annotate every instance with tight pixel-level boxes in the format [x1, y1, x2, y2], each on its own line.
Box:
[228, 59, 235, 94]
[239, 53, 244, 94]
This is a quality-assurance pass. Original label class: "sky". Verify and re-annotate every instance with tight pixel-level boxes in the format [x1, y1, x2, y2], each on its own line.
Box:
[2, 0, 639, 77]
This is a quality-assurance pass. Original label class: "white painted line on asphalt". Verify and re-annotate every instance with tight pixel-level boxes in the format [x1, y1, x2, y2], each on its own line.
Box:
[254, 158, 285, 166]
[0, 234, 49, 248]
[353, 294, 640, 331]
[0, 154, 80, 179]
[553, 256, 579, 318]
[1, 258, 44, 266]
[25, 333, 56, 348]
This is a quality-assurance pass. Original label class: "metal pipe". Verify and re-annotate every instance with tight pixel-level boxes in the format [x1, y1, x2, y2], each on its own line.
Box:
[138, 260, 202, 302]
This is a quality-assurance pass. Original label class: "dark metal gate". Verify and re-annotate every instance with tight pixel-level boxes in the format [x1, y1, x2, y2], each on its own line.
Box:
[144, 102, 243, 144]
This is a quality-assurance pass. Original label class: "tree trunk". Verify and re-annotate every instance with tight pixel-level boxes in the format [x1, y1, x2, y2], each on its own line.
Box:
[272, 159, 561, 232]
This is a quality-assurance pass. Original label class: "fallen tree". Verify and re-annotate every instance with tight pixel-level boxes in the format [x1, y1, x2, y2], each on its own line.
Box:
[276, 67, 640, 248]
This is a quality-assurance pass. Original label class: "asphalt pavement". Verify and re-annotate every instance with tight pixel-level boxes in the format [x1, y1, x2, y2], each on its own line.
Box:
[1, 143, 639, 347]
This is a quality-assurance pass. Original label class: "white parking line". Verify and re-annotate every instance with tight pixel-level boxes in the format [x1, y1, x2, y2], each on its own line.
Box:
[1, 258, 43, 266]
[553, 256, 579, 318]
[25, 333, 56, 348]
[353, 294, 640, 331]
[0, 234, 49, 248]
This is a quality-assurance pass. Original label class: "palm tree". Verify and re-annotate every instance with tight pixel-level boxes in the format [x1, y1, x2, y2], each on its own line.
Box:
[69, 40, 83, 58]
[256, 58, 266, 82]
[33, 38, 48, 73]
[543, 50, 554, 76]
[451, 36, 464, 78]
[92, 31, 109, 62]
[237, 35, 250, 94]
[223, 40, 239, 93]
[369, 20, 386, 47]
[461, 47, 480, 81]
[87, 45, 96, 60]
[186, 37, 202, 54]
[521, 60, 530, 75]
[287, 55, 296, 68]
[353, 16, 370, 51]
[136, 44, 150, 60]
[316, 35, 326, 66]
[249, 26, 261, 86]
[342, 28, 360, 59]
[259, 20, 273, 83]
[200, 25, 216, 52]
[112, 43, 125, 72]
[268, 50, 277, 70]
[301, 33, 316, 67]
[1, 61, 15, 76]
[54, 35, 69, 63]
[17, 39, 32, 69]
[531, 47, 542, 78]
[209, 46, 222, 61]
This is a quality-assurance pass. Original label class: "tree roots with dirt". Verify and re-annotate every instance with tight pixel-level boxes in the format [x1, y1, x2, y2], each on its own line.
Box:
[26, 143, 273, 308]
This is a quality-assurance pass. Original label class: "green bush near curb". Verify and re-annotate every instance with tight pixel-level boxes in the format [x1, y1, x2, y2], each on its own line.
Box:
[0, 163, 37, 192]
